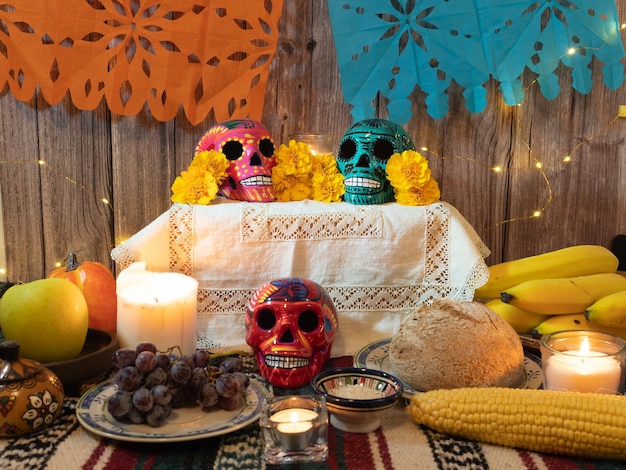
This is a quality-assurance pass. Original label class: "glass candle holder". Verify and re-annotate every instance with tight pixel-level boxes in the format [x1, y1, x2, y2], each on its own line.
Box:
[288, 133, 334, 155]
[260, 394, 328, 464]
[540, 330, 626, 394]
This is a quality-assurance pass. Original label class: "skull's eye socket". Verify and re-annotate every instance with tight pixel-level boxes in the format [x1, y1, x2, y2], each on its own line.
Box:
[256, 308, 276, 330]
[338, 138, 357, 162]
[298, 310, 319, 333]
[372, 138, 395, 162]
[259, 138, 274, 158]
[222, 140, 244, 161]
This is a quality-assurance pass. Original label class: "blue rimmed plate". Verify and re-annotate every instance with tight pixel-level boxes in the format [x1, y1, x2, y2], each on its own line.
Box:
[76, 378, 269, 443]
[354, 338, 543, 397]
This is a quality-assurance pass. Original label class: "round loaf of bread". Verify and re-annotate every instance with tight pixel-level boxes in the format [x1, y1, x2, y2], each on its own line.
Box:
[389, 299, 524, 391]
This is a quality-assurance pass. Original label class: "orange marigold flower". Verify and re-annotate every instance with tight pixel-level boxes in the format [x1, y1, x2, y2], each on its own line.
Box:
[394, 177, 441, 206]
[171, 165, 220, 205]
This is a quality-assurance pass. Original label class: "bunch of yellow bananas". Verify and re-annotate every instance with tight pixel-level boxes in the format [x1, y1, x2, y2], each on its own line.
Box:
[475, 245, 626, 339]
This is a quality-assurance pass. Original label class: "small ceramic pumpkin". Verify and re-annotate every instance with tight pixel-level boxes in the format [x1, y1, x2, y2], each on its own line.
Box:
[0, 341, 65, 437]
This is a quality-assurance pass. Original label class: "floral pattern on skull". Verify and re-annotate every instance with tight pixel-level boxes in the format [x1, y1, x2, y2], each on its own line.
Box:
[245, 277, 338, 388]
[195, 119, 276, 202]
[337, 118, 415, 205]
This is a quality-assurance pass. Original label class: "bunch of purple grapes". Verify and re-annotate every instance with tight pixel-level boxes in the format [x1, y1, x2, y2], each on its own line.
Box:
[106, 342, 250, 427]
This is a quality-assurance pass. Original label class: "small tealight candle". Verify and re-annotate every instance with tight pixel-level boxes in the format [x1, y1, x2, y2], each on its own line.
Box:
[260, 395, 328, 464]
[289, 133, 334, 155]
[541, 330, 626, 394]
[116, 262, 198, 355]
[270, 408, 318, 451]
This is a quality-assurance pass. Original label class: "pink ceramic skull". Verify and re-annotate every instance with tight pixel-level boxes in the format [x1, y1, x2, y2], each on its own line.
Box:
[246, 278, 338, 388]
[195, 119, 276, 201]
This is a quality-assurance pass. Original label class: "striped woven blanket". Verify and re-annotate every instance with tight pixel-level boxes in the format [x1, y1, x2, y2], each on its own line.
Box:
[1, 356, 624, 470]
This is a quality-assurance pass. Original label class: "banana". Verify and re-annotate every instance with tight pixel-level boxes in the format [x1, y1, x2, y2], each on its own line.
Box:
[485, 299, 551, 334]
[500, 272, 626, 315]
[532, 313, 626, 340]
[585, 290, 626, 328]
[474, 245, 618, 299]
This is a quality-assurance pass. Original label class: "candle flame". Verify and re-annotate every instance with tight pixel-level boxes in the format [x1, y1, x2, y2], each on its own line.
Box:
[581, 336, 590, 355]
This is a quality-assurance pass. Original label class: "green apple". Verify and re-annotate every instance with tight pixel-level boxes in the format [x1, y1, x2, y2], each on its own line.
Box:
[0, 278, 89, 363]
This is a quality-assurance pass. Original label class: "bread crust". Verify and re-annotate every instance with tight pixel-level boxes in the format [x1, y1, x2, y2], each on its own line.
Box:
[389, 299, 525, 391]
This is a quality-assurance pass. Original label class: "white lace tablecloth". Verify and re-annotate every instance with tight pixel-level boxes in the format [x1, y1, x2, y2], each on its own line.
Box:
[111, 200, 490, 357]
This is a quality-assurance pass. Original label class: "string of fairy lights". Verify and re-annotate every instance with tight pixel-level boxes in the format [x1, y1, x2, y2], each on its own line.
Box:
[1, 22, 625, 280]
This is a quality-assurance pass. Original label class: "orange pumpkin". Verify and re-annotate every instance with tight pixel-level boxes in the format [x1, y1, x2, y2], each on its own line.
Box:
[48, 252, 117, 333]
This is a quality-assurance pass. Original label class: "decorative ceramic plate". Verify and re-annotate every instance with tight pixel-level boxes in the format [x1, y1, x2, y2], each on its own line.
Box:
[76, 378, 269, 443]
[354, 338, 543, 396]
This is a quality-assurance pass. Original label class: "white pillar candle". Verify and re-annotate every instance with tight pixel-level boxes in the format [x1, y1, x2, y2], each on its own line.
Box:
[116, 262, 198, 355]
[543, 336, 622, 394]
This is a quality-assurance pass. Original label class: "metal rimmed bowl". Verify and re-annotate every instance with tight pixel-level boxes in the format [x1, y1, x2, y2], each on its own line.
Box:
[311, 367, 403, 433]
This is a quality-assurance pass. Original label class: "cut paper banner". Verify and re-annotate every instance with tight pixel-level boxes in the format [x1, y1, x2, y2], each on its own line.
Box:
[0, 0, 284, 124]
[327, 0, 625, 123]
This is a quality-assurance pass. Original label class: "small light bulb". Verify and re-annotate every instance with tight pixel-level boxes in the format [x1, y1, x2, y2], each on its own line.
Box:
[535, 162, 542, 169]
[533, 210, 542, 218]
[492, 166, 502, 173]
[563, 155, 572, 162]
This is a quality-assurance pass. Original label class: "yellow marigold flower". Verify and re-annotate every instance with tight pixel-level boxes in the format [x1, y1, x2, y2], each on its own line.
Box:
[171, 165, 219, 205]
[275, 140, 313, 174]
[394, 177, 441, 206]
[312, 172, 345, 203]
[272, 165, 312, 201]
[311, 152, 340, 177]
[188, 150, 230, 186]
[386, 150, 432, 191]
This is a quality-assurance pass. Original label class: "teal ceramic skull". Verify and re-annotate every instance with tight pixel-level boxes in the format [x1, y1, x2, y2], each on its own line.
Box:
[337, 119, 415, 205]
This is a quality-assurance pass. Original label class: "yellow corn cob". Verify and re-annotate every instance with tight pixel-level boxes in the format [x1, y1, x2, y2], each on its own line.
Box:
[475, 245, 618, 299]
[500, 272, 626, 315]
[407, 387, 626, 460]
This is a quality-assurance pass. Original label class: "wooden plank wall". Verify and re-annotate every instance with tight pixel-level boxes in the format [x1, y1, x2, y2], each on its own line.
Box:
[1, 1, 625, 283]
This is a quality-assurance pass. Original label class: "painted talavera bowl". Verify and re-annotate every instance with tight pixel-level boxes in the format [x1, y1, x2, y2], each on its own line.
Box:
[0, 341, 65, 437]
[311, 367, 403, 433]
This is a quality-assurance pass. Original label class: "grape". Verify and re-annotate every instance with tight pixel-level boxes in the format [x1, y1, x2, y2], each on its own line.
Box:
[128, 406, 145, 424]
[188, 367, 208, 394]
[215, 373, 241, 398]
[220, 357, 243, 373]
[170, 360, 192, 384]
[197, 383, 219, 408]
[115, 366, 143, 392]
[112, 348, 137, 369]
[152, 384, 173, 406]
[146, 404, 171, 427]
[136, 342, 157, 354]
[155, 353, 171, 369]
[107, 390, 133, 418]
[144, 367, 168, 388]
[169, 388, 188, 409]
[219, 394, 242, 411]
[193, 349, 210, 368]
[135, 351, 157, 374]
[133, 387, 154, 412]
[180, 355, 195, 368]
[233, 372, 250, 389]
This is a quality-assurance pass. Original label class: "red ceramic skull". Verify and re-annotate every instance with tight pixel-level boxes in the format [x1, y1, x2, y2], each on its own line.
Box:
[246, 278, 338, 388]
[195, 119, 276, 201]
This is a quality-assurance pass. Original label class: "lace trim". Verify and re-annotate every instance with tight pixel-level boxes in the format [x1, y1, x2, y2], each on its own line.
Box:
[169, 204, 194, 276]
[240, 203, 383, 242]
[196, 284, 475, 316]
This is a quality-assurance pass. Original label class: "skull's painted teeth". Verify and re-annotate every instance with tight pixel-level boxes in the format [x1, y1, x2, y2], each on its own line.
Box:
[264, 355, 310, 369]
[240, 175, 273, 186]
[344, 177, 381, 189]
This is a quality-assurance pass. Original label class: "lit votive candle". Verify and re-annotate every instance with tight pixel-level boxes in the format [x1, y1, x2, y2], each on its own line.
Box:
[270, 408, 318, 451]
[289, 133, 334, 155]
[540, 330, 626, 394]
[116, 262, 198, 355]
